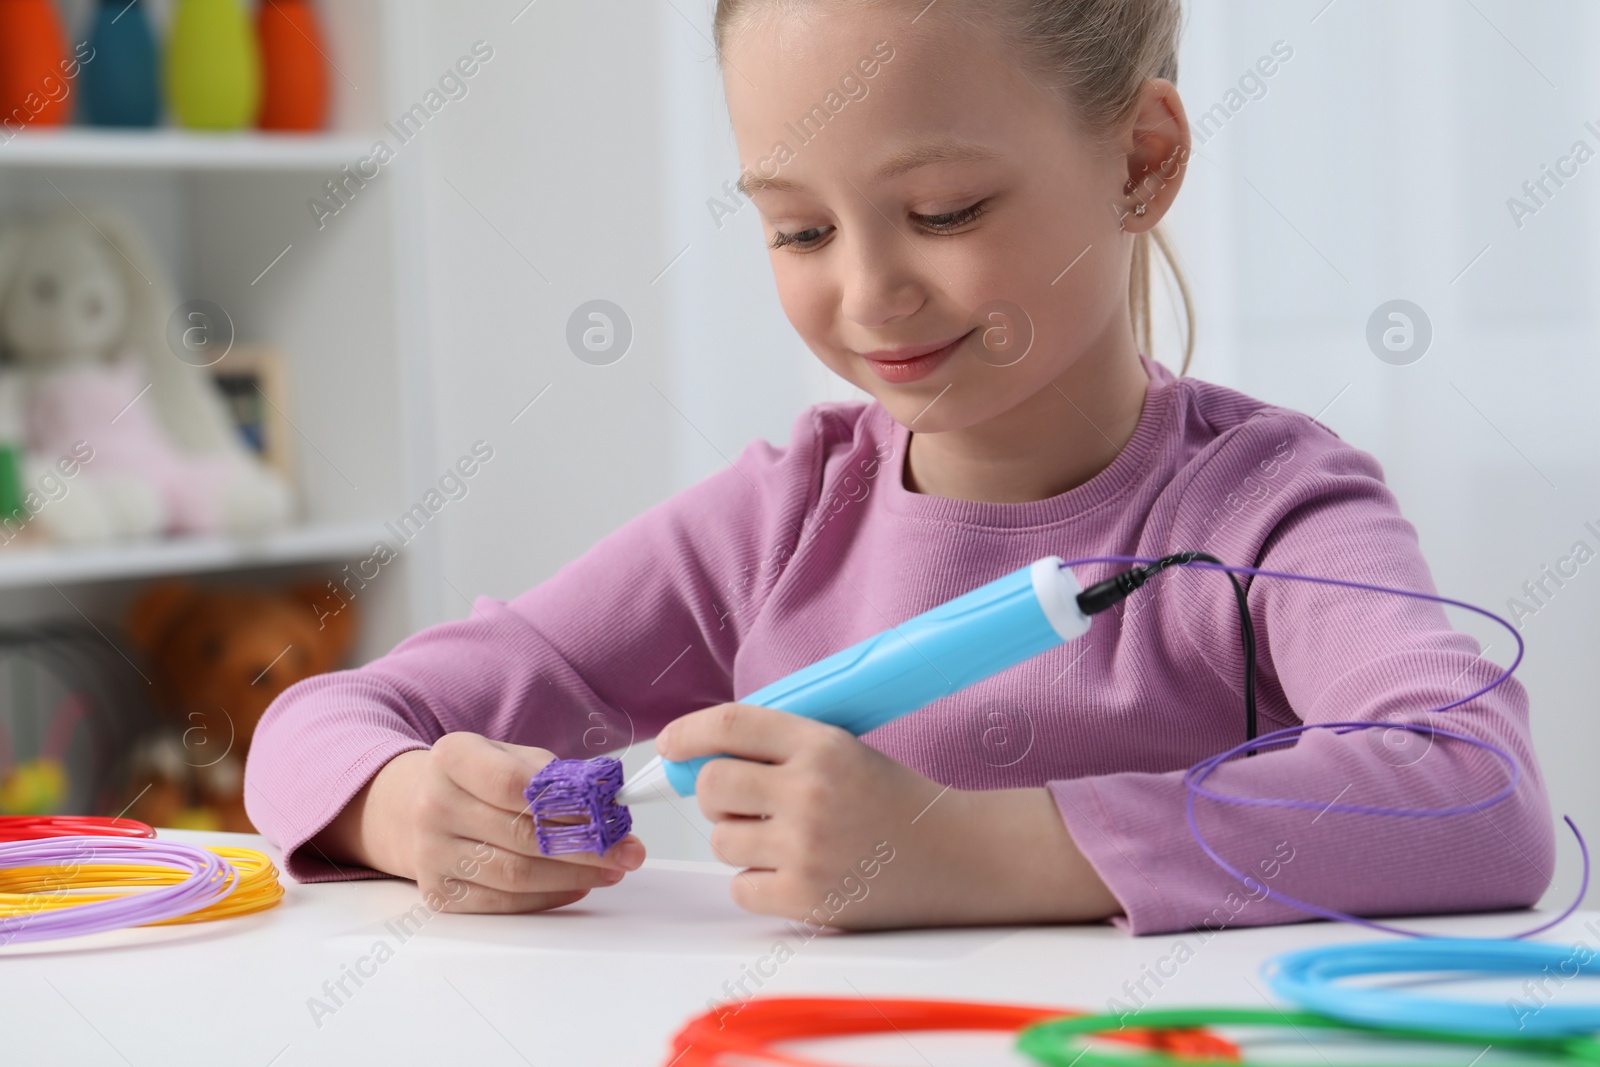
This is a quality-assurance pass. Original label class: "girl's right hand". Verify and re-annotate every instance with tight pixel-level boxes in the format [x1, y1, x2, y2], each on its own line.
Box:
[316, 731, 646, 913]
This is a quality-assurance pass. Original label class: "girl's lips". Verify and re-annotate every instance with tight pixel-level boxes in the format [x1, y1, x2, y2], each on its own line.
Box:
[859, 330, 973, 384]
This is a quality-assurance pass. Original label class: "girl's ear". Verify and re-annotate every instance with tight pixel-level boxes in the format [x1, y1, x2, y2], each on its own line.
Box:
[1118, 77, 1191, 233]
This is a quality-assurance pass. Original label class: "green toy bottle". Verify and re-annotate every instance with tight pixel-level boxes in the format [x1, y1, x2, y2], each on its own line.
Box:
[165, 0, 261, 130]
[0, 444, 24, 527]
[0, 374, 25, 529]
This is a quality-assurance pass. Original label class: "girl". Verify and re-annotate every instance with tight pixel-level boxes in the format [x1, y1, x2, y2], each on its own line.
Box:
[245, 0, 1555, 935]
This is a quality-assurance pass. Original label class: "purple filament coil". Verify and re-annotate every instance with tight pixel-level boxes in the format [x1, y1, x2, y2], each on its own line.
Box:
[524, 756, 633, 857]
[0, 836, 235, 945]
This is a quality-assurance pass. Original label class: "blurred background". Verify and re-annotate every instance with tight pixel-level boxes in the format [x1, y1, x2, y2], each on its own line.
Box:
[0, 0, 1593, 909]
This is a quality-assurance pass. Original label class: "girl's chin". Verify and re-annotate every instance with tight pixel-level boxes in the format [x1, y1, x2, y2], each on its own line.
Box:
[877, 380, 1046, 437]
[874, 392, 970, 435]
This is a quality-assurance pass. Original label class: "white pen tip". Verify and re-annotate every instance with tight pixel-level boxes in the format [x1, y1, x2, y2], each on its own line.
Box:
[616, 756, 671, 806]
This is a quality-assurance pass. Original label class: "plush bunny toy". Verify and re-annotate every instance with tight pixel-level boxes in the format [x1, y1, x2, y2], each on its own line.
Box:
[0, 210, 290, 543]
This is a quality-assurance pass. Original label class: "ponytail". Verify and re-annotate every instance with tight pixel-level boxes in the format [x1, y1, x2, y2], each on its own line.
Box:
[1132, 224, 1195, 375]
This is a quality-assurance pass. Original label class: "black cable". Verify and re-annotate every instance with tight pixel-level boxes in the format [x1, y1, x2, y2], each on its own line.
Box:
[1076, 551, 1258, 755]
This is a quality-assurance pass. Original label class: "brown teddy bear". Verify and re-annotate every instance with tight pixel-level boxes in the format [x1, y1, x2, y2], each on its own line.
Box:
[118, 578, 357, 833]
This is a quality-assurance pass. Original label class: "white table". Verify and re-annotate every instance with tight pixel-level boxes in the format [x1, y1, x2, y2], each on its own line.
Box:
[1, 828, 1591, 1065]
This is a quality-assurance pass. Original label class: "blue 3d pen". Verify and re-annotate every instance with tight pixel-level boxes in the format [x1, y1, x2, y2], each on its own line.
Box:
[616, 556, 1106, 805]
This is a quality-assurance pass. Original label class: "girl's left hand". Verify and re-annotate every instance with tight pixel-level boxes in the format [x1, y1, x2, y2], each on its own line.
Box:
[654, 702, 1122, 929]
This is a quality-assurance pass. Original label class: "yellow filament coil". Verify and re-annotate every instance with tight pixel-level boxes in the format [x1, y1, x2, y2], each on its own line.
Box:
[0, 846, 283, 924]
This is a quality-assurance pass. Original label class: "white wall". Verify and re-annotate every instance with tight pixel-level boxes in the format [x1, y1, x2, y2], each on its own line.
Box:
[411, 0, 1600, 902]
[406, 0, 677, 609]
[1165, 0, 1600, 911]
[406, 0, 725, 858]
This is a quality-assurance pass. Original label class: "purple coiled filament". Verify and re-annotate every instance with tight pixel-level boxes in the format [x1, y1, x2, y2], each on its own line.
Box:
[525, 757, 633, 856]
[0, 836, 236, 945]
[1065, 552, 1591, 940]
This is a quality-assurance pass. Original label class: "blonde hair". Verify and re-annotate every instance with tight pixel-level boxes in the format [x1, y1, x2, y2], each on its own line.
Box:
[714, 0, 1195, 375]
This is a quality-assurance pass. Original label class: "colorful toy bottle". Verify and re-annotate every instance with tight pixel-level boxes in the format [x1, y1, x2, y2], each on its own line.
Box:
[0, 0, 72, 130]
[83, 0, 160, 127]
[256, 0, 328, 131]
[0, 373, 25, 530]
[165, 0, 260, 130]
[0, 444, 24, 527]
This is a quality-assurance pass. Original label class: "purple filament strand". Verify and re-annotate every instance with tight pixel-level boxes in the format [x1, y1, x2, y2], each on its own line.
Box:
[1059, 554, 1589, 939]
[0, 837, 238, 945]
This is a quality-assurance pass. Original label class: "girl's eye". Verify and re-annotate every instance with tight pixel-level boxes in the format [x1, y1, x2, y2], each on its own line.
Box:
[767, 199, 989, 251]
[911, 200, 989, 233]
[769, 225, 833, 251]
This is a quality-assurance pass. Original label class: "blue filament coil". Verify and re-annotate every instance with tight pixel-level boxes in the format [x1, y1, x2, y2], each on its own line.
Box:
[1266, 938, 1600, 1038]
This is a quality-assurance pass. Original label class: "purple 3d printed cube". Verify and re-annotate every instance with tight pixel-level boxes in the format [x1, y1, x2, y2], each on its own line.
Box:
[524, 756, 633, 856]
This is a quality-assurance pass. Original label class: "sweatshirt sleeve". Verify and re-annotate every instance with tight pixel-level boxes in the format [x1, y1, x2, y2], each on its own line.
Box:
[1050, 414, 1557, 935]
[244, 409, 829, 883]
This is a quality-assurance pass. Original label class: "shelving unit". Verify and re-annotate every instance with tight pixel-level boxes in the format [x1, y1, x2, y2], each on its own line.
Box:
[0, 0, 437, 665]
[0, 520, 387, 590]
[0, 128, 377, 171]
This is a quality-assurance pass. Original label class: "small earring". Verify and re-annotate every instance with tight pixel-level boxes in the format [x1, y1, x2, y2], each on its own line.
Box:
[1133, 202, 1147, 217]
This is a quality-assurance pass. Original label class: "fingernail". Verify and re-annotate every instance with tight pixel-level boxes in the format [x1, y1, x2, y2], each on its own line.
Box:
[600, 868, 625, 884]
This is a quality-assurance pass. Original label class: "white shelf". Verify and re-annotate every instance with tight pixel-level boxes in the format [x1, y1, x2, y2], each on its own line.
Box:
[0, 128, 375, 171]
[0, 520, 385, 589]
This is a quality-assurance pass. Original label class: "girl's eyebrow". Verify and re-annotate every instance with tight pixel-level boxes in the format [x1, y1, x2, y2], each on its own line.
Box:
[736, 137, 1002, 198]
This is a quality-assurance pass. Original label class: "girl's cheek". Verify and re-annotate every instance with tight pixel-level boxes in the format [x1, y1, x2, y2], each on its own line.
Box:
[774, 270, 830, 343]
[785, 299, 858, 379]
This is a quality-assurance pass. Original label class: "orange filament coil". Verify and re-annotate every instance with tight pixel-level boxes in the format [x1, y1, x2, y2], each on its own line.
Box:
[0, 845, 284, 925]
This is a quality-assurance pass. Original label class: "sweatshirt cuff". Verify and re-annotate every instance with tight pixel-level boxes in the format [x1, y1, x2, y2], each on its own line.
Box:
[252, 736, 430, 884]
[1048, 776, 1177, 936]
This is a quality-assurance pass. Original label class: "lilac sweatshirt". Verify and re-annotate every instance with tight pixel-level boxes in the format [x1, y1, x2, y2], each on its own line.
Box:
[245, 355, 1555, 935]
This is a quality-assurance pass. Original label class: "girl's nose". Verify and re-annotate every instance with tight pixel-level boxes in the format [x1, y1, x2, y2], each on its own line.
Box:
[837, 227, 926, 330]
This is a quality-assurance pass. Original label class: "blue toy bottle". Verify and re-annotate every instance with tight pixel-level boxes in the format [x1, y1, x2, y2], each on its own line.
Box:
[82, 0, 160, 127]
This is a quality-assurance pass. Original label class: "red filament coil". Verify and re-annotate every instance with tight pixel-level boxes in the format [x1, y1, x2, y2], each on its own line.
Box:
[666, 996, 1241, 1066]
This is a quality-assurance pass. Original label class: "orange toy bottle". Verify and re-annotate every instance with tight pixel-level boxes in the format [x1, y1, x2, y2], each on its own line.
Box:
[0, 0, 72, 131]
[256, 0, 328, 131]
